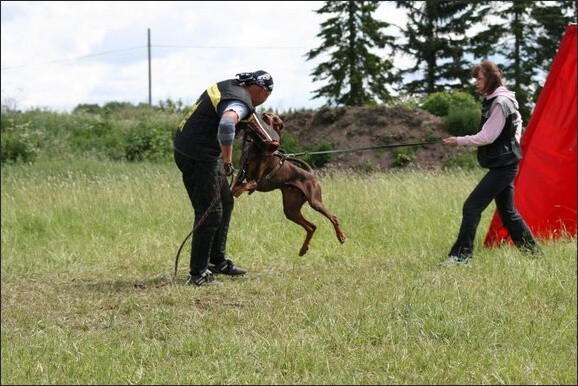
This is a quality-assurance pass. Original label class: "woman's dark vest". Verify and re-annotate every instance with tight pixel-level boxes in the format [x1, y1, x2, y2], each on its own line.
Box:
[477, 96, 523, 169]
[174, 80, 255, 161]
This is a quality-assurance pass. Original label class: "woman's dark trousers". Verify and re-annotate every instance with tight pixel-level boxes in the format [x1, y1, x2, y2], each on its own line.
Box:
[449, 163, 537, 258]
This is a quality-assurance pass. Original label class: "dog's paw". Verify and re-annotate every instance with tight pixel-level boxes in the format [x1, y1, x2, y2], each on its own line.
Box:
[231, 186, 244, 198]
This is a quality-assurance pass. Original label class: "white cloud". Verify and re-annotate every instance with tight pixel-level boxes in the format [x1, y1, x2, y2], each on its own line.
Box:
[1, 1, 405, 112]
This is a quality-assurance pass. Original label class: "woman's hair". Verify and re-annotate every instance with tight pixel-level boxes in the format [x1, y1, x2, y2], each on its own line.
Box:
[471, 60, 503, 94]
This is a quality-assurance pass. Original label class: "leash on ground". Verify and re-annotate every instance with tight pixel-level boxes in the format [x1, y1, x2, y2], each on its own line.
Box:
[285, 139, 440, 157]
[172, 174, 231, 283]
[172, 139, 439, 282]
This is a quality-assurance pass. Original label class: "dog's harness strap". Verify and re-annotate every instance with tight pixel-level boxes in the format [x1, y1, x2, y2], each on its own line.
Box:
[263, 155, 286, 181]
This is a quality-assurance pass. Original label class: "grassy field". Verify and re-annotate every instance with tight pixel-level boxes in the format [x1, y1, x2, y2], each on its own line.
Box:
[1, 160, 576, 385]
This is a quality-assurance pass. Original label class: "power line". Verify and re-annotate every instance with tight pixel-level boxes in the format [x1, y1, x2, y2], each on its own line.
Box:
[1, 46, 145, 70]
[1, 43, 308, 71]
[152, 44, 307, 49]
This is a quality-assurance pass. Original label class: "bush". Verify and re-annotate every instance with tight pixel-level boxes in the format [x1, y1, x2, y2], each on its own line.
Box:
[1, 122, 41, 164]
[72, 104, 102, 114]
[124, 126, 173, 162]
[443, 108, 480, 136]
[443, 151, 479, 170]
[278, 131, 300, 154]
[273, 131, 332, 169]
[302, 142, 333, 169]
[67, 117, 127, 160]
[421, 91, 479, 118]
[421, 92, 452, 117]
[421, 91, 481, 136]
[392, 147, 415, 167]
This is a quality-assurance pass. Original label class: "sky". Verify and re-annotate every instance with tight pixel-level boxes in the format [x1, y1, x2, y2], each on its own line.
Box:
[1, 1, 408, 113]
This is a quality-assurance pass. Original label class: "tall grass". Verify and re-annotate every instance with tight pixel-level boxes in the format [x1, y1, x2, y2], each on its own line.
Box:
[2, 160, 576, 385]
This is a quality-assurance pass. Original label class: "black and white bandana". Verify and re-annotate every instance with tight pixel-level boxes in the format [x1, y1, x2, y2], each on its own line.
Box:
[236, 70, 274, 91]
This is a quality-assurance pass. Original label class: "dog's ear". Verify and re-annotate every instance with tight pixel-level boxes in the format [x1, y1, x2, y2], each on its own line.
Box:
[273, 115, 284, 136]
[262, 112, 284, 136]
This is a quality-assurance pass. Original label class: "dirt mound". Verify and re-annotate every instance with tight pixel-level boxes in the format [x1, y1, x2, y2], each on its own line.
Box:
[278, 105, 466, 172]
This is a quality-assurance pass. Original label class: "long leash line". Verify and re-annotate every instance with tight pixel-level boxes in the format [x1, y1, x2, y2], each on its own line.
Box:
[172, 138, 439, 282]
[285, 139, 440, 157]
[172, 174, 232, 282]
[172, 131, 254, 282]
[172, 145, 241, 283]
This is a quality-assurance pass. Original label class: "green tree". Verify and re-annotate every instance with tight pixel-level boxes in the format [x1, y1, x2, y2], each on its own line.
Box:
[305, 1, 397, 107]
[394, 0, 479, 95]
[468, 1, 576, 121]
[529, 1, 576, 101]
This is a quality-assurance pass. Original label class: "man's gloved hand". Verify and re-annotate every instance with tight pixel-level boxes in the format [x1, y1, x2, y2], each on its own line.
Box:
[223, 162, 235, 176]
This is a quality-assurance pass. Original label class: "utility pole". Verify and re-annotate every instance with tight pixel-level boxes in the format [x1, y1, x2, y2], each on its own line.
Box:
[148, 28, 152, 107]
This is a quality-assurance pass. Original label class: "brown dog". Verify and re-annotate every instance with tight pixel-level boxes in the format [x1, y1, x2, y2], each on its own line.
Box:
[232, 113, 346, 256]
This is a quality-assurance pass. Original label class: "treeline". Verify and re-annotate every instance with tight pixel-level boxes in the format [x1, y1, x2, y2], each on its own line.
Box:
[0, 100, 323, 165]
[307, 0, 576, 121]
[1, 91, 482, 166]
[1, 102, 182, 165]
[3, 1, 574, 165]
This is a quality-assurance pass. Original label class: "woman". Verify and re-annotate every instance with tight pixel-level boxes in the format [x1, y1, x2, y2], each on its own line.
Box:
[441, 60, 539, 266]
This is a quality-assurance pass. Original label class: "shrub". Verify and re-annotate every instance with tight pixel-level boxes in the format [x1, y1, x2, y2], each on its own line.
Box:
[1, 122, 41, 164]
[68, 117, 127, 160]
[421, 92, 452, 117]
[72, 104, 102, 114]
[421, 91, 479, 118]
[272, 131, 332, 169]
[124, 126, 173, 162]
[392, 147, 415, 167]
[278, 131, 300, 154]
[302, 142, 333, 169]
[115, 107, 180, 161]
[443, 108, 480, 136]
[421, 91, 481, 136]
[443, 151, 479, 170]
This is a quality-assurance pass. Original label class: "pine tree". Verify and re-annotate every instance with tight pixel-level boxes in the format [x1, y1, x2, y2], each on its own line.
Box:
[529, 1, 576, 101]
[469, 1, 576, 120]
[394, 0, 478, 95]
[305, 1, 397, 106]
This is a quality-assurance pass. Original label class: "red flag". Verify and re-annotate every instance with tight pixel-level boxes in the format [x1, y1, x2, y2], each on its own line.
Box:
[484, 24, 577, 246]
